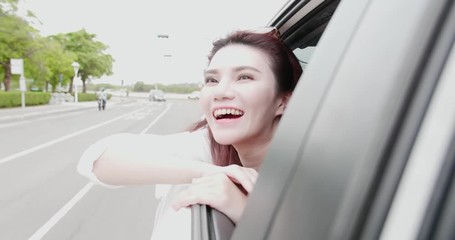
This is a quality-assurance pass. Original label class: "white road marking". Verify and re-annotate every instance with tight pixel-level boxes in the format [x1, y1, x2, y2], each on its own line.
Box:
[123, 108, 158, 120]
[0, 107, 146, 165]
[37, 110, 85, 121]
[28, 103, 173, 239]
[124, 115, 146, 120]
[140, 103, 172, 134]
[0, 110, 88, 129]
[28, 183, 94, 240]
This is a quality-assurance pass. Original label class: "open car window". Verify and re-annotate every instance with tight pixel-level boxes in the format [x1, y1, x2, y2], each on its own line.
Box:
[192, 0, 455, 239]
[191, 0, 341, 239]
[294, 46, 315, 70]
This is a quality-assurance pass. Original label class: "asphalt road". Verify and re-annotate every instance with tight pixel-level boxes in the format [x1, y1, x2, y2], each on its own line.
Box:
[0, 98, 203, 240]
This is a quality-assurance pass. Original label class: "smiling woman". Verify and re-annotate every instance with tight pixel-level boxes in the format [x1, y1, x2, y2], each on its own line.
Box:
[77, 28, 302, 239]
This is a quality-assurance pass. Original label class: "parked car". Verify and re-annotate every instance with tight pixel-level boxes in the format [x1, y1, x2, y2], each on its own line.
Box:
[149, 89, 166, 102]
[188, 91, 201, 100]
[192, 0, 455, 239]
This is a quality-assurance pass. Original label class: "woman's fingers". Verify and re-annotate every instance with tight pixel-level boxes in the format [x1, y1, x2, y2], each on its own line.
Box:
[171, 184, 216, 211]
[222, 165, 258, 193]
[173, 174, 228, 210]
[207, 165, 255, 192]
[172, 173, 249, 223]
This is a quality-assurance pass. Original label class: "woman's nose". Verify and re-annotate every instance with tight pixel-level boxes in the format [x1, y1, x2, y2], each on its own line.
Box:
[213, 80, 235, 101]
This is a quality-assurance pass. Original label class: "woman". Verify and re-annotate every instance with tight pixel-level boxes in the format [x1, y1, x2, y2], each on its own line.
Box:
[77, 28, 302, 239]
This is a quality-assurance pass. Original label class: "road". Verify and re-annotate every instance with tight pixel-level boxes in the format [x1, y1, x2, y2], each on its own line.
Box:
[0, 98, 203, 240]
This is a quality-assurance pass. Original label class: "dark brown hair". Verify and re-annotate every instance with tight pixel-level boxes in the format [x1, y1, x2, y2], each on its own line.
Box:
[190, 30, 303, 166]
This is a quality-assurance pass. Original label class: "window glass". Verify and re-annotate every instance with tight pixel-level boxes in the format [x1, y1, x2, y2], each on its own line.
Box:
[293, 46, 316, 70]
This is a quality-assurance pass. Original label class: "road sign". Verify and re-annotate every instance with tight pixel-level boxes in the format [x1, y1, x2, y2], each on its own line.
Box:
[11, 59, 24, 75]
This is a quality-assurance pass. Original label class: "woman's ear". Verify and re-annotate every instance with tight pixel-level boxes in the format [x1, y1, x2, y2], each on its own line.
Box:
[276, 93, 291, 116]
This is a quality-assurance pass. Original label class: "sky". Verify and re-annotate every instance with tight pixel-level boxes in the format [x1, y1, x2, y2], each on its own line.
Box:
[17, 0, 289, 86]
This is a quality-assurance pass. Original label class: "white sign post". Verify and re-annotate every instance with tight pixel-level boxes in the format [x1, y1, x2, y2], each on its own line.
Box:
[11, 59, 26, 108]
[72, 62, 80, 103]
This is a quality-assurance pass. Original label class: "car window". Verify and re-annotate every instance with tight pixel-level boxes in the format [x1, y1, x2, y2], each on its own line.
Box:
[293, 46, 316, 70]
[193, 0, 342, 239]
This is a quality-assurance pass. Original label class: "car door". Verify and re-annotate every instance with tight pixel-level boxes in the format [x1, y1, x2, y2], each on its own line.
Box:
[193, 0, 455, 239]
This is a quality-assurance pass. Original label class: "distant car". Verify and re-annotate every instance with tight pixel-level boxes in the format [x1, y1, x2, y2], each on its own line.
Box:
[149, 89, 166, 102]
[188, 91, 200, 100]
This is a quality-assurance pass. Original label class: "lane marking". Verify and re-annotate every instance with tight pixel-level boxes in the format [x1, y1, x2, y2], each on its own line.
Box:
[28, 103, 173, 239]
[37, 110, 86, 121]
[0, 110, 89, 129]
[0, 107, 91, 128]
[0, 106, 147, 165]
[140, 103, 172, 134]
[28, 183, 94, 240]
[0, 101, 144, 129]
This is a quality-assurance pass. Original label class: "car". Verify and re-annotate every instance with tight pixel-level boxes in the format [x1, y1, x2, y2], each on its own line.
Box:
[192, 0, 455, 239]
[188, 91, 201, 100]
[149, 89, 166, 102]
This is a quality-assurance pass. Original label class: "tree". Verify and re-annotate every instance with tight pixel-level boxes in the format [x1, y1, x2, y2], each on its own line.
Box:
[133, 81, 146, 92]
[0, 0, 38, 91]
[25, 36, 75, 92]
[0, 0, 18, 12]
[52, 29, 114, 93]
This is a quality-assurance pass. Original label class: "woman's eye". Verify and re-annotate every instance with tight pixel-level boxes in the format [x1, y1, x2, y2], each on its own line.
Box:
[204, 77, 218, 84]
[238, 74, 253, 81]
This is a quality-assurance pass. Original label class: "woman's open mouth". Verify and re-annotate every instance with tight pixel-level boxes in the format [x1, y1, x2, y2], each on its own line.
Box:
[213, 108, 244, 122]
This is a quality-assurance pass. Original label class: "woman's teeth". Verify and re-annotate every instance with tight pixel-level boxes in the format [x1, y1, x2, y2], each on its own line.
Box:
[213, 108, 244, 119]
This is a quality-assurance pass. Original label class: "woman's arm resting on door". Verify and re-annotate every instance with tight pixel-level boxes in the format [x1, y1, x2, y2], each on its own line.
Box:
[77, 131, 216, 186]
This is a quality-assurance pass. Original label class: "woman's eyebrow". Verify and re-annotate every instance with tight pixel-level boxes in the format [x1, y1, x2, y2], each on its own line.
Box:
[204, 66, 261, 75]
[233, 66, 261, 73]
[204, 66, 261, 74]
[204, 69, 218, 75]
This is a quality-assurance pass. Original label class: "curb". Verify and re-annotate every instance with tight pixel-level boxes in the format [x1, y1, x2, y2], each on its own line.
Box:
[0, 98, 139, 124]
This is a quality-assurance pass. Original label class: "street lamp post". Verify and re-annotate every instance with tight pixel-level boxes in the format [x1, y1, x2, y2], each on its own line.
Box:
[156, 34, 172, 88]
[72, 62, 80, 103]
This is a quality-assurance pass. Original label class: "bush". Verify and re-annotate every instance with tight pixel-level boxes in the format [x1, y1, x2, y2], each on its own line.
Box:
[74, 93, 97, 102]
[71, 93, 112, 102]
[0, 91, 51, 108]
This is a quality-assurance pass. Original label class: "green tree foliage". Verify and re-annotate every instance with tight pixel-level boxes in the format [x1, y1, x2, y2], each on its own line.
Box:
[132, 81, 200, 93]
[0, 1, 113, 94]
[51, 29, 114, 93]
[86, 83, 122, 92]
[132, 81, 146, 92]
[28, 37, 76, 92]
[0, 0, 18, 12]
[0, 0, 38, 91]
[160, 83, 201, 94]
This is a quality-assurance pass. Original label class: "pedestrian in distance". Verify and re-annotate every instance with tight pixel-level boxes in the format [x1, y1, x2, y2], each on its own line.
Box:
[77, 27, 302, 239]
[96, 88, 107, 111]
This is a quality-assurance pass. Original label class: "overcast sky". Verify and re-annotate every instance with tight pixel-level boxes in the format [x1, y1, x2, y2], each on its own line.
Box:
[18, 0, 289, 86]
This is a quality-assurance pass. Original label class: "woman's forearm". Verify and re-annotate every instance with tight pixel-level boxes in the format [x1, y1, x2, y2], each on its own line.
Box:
[93, 145, 216, 185]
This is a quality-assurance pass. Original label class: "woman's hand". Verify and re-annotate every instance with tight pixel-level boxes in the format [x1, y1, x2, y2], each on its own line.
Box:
[204, 164, 258, 193]
[172, 166, 258, 223]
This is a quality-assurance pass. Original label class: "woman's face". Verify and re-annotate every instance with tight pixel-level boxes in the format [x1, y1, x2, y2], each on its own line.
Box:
[200, 44, 285, 146]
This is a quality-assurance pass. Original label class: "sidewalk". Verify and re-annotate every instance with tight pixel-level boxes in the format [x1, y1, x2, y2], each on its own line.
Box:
[0, 97, 133, 124]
